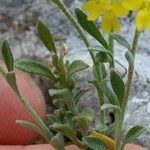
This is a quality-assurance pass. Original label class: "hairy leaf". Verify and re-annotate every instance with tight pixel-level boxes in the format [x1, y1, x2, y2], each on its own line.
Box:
[110, 69, 125, 107]
[51, 133, 64, 150]
[95, 51, 112, 63]
[111, 34, 131, 50]
[125, 51, 134, 69]
[68, 60, 88, 76]
[16, 120, 44, 137]
[75, 107, 94, 135]
[75, 8, 108, 49]
[100, 79, 119, 105]
[47, 114, 60, 125]
[88, 45, 113, 62]
[2, 39, 14, 72]
[82, 136, 109, 150]
[15, 59, 56, 81]
[49, 88, 68, 96]
[51, 123, 82, 147]
[101, 104, 121, 115]
[37, 19, 56, 53]
[123, 125, 146, 145]
[74, 89, 88, 104]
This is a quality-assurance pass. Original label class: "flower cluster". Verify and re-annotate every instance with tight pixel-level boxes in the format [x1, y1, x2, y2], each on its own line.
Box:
[82, 0, 150, 33]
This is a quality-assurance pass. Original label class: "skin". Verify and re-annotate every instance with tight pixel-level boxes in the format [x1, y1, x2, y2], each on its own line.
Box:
[0, 144, 147, 150]
[0, 66, 46, 145]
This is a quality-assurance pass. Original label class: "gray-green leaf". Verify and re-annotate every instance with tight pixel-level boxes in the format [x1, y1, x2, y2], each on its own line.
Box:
[16, 120, 44, 137]
[47, 114, 60, 125]
[100, 79, 119, 106]
[2, 39, 14, 72]
[74, 89, 88, 104]
[82, 136, 109, 150]
[75, 8, 108, 49]
[111, 34, 131, 50]
[48, 88, 68, 96]
[88, 45, 113, 62]
[15, 59, 56, 81]
[123, 125, 146, 145]
[101, 104, 121, 115]
[68, 60, 88, 76]
[125, 51, 134, 69]
[110, 69, 125, 107]
[51, 123, 83, 148]
[37, 19, 56, 53]
[51, 133, 64, 150]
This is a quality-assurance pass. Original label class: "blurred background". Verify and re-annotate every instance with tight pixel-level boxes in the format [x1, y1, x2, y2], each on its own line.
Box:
[0, 0, 150, 148]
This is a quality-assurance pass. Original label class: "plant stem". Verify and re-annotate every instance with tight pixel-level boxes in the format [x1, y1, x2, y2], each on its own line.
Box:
[122, 30, 140, 115]
[115, 30, 140, 150]
[52, 0, 106, 129]
[5, 72, 53, 141]
[95, 62, 105, 127]
[109, 34, 115, 68]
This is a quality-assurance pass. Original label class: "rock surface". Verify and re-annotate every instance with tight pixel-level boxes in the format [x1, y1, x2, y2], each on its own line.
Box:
[0, 0, 150, 148]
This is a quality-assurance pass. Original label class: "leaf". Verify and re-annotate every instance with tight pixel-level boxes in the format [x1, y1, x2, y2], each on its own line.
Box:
[48, 88, 68, 96]
[15, 59, 56, 81]
[111, 34, 131, 50]
[74, 89, 89, 104]
[82, 136, 109, 150]
[88, 45, 113, 62]
[125, 51, 134, 69]
[51, 133, 64, 150]
[110, 69, 125, 107]
[51, 123, 83, 147]
[37, 19, 56, 53]
[100, 79, 119, 106]
[53, 98, 65, 105]
[68, 60, 88, 76]
[123, 125, 146, 145]
[2, 39, 14, 72]
[16, 120, 44, 137]
[47, 114, 60, 125]
[101, 104, 122, 115]
[95, 51, 112, 63]
[90, 131, 115, 150]
[75, 8, 108, 49]
[81, 107, 94, 121]
[75, 107, 94, 135]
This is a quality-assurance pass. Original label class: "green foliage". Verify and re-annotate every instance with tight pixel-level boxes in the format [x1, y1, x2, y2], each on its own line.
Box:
[15, 59, 56, 81]
[0, 1, 146, 150]
[2, 39, 14, 72]
[37, 19, 56, 53]
[75, 107, 94, 136]
[125, 51, 134, 69]
[111, 34, 131, 50]
[51, 133, 65, 150]
[16, 120, 44, 137]
[110, 69, 125, 108]
[82, 136, 109, 150]
[100, 79, 119, 105]
[68, 60, 88, 77]
[75, 8, 108, 49]
[88, 45, 113, 62]
[74, 89, 89, 104]
[123, 125, 146, 145]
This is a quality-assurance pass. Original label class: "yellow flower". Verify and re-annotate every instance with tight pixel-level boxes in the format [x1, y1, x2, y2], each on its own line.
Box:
[135, 0, 150, 31]
[123, 0, 143, 10]
[82, 0, 129, 33]
[136, 8, 150, 31]
[90, 131, 115, 150]
[123, 0, 150, 31]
